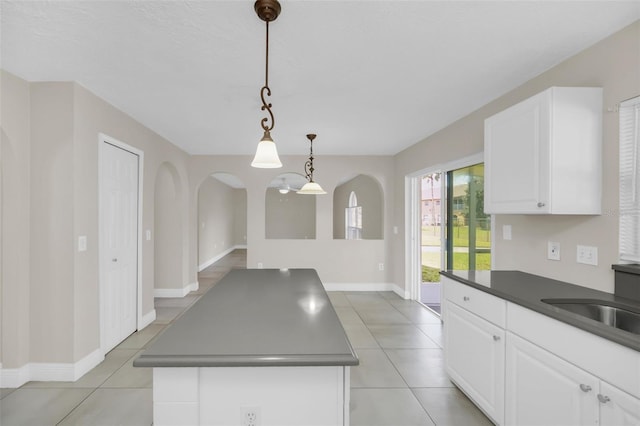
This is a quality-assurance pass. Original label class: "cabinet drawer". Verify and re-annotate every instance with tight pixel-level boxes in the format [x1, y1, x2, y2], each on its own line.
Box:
[443, 276, 506, 328]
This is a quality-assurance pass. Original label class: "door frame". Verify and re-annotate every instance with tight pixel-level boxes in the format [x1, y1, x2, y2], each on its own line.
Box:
[98, 133, 144, 354]
[405, 152, 492, 303]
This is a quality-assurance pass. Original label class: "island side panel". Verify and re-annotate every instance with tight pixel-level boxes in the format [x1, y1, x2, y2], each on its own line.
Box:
[152, 365, 348, 426]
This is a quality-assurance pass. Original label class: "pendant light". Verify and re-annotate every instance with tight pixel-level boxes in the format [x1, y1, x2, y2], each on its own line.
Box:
[251, 0, 283, 168]
[297, 134, 327, 195]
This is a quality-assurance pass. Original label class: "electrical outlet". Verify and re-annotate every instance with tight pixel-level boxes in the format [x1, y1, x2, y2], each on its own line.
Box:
[257, 262, 263, 269]
[577, 245, 598, 266]
[241, 407, 260, 426]
[379, 263, 384, 271]
[547, 241, 560, 261]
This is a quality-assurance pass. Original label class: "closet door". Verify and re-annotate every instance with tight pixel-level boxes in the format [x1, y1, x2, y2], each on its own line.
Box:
[100, 140, 139, 353]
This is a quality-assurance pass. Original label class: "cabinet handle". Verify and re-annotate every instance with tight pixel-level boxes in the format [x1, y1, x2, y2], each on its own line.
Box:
[463, 296, 470, 301]
[537, 202, 546, 208]
[597, 394, 610, 404]
[493, 335, 501, 341]
[579, 384, 592, 393]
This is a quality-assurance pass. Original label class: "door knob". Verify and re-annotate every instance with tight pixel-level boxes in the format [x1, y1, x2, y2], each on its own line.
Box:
[112, 258, 118, 262]
[537, 202, 546, 208]
[597, 394, 610, 404]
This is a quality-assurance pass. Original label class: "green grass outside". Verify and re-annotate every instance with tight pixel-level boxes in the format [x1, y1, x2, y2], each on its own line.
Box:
[422, 226, 491, 248]
[422, 253, 491, 282]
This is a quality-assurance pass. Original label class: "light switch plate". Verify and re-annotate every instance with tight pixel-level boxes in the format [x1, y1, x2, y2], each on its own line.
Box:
[78, 236, 87, 252]
[577, 245, 598, 265]
[502, 225, 512, 240]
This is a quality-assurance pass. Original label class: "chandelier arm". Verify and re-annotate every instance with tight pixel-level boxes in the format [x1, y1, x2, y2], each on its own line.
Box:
[260, 86, 274, 131]
[304, 158, 314, 182]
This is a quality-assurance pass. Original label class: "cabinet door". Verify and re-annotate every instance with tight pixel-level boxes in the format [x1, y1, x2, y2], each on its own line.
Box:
[505, 332, 599, 426]
[599, 382, 640, 426]
[484, 90, 550, 214]
[444, 302, 505, 424]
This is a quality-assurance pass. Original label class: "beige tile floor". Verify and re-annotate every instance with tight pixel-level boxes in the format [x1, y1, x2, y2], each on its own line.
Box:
[0, 249, 491, 425]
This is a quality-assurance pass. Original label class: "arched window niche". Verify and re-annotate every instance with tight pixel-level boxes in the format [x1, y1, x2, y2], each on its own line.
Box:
[265, 173, 316, 239]
[333, 174, 384, 239]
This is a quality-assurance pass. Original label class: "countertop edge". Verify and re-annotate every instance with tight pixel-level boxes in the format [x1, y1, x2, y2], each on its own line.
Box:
[133, 353, 360, 368]
[440, 270, 640, 352]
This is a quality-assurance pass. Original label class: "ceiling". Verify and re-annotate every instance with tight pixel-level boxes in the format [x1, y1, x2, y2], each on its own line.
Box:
[2, 1, 639, 156]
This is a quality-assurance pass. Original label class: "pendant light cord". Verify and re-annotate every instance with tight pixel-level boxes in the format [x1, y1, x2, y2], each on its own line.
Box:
[260, 20, 274, 133]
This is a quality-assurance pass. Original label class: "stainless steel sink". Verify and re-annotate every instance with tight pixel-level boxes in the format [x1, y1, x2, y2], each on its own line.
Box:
[541, 299, 640, 335]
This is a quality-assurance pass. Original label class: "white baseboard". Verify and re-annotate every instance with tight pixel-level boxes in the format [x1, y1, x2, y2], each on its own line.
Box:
[323, 282, 408, 299]
[391, 283, 410, 299]
[198, 245, 246, 272]
[140, 309, 157, 328]
[0, 348, 105, 388]
[0, 364, 29, 388]
[154, 281, 198, 298]
[72, 348, 104, 381]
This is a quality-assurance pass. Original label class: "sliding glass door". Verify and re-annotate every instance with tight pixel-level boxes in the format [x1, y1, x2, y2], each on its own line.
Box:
[446, 164, 491, 271]
[417, 162, 490, 314]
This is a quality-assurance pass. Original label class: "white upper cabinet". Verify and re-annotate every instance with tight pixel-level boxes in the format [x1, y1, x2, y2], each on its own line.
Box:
[484, 87, 603, 214]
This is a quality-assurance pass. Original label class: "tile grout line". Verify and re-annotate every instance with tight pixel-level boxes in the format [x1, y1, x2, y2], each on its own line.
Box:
[343, 292, 437, 421]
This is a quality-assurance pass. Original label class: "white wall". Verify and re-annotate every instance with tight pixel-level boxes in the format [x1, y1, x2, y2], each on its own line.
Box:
[393, 20, 640, 294]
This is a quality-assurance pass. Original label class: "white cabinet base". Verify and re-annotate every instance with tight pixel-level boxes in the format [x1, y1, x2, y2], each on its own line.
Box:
[153, 366, 350, 426]
[506, 332, 599, 425]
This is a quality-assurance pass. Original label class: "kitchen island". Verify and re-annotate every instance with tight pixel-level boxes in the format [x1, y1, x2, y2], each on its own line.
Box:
[134, 268, 358, 426]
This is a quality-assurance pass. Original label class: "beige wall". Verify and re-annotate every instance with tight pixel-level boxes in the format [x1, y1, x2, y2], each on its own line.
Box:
[393, 20, 640, 294]
[265, 188, 316, 239]
[188, 156, 395, 285]
[1, 72, 191, 368]
[333, 174, 384, 240]
[198, 176, 246, 268]
[1, 71, 31, 368]
[233, 189, 247, 246]
[155, 162, 186, 290]
[30, 82, 75, 363]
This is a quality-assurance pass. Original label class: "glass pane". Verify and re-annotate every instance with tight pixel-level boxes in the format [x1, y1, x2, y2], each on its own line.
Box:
[420, 172, 442, 312]
[448, 164, 491, 270]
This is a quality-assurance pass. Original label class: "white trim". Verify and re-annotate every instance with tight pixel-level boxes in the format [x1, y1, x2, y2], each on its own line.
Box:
[140, 309, 157, 329]
[0, 364, 30, 388]
[98, 134, 145, 353]
[154, 282, 198, 298]
[198, 245, 246, 272]
[322, 282, 408, 299]
[72, 348, 104, 381]
[0, 349, 104, 388]
[405, 152, 486, 304]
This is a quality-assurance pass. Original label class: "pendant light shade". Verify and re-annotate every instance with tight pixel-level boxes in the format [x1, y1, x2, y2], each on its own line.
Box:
[297, 181, 326, 195]
[251, 131, 282, 168]
[252, 0, 283, 168]
[297, 133, 326, 195]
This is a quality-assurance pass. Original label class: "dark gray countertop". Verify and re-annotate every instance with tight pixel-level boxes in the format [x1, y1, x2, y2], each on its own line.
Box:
[441, 270, 640, 352]
[134, 269, 359, 367]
